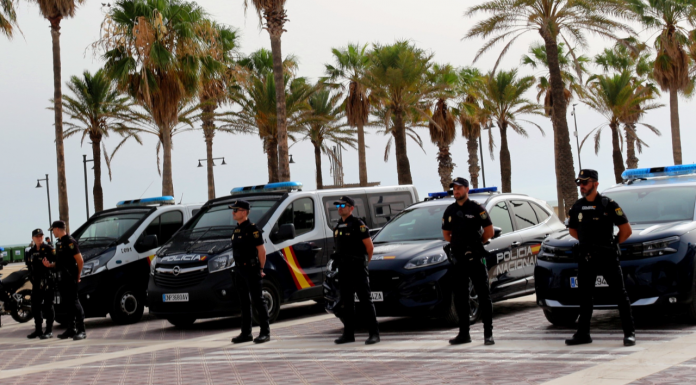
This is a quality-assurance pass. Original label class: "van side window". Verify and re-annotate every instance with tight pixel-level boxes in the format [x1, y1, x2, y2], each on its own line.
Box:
[277, 198, 315, 236]
[510, 200, 539, 230]
[143, 211, 184, 247]
[324, 197, 367, 228]
[368, 193, 412, 226]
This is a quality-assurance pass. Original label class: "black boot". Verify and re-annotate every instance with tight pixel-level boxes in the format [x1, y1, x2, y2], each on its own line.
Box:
[231, 333, 253, 344]
[27, 329, 43, 339]
[624, 333, 636, 346]
[57, 329, 76, 340]
[73, 331, 87, 341]
[449, 333, 472, 345]
[40, 330, 53, 340]
[254, 331, 271, 344]
[365, 333, 380, 345]
[565, 333, 592, 346]
[334, 334, 355, 344]
[484, 328, 494, 345]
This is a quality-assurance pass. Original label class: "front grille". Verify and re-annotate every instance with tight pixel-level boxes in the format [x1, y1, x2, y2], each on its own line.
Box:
[369, 271, 402, 292]
[154, 270, 207, 289]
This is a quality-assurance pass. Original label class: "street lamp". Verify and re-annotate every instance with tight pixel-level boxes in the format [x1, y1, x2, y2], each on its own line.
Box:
[289, 154, 295, 164]
[197, 157, 227, 167]
[83, 155, 94, 219]
[35, 174, 53, 242]
[571, 103, 583, 170]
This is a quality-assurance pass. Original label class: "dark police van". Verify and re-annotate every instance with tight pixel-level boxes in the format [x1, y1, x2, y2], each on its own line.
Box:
[536, 164, 696, 325]
[324, 187, 565, 325]
[147, 182, 419, 327]
[55, 197, 201, 324]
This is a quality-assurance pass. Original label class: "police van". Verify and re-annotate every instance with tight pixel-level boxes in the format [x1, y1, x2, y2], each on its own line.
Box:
[56, 197, 201, 324]
[536, 164, 696, 325]
[147, 182, 418, 327]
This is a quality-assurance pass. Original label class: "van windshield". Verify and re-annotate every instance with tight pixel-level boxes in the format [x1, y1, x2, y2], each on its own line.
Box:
[75, 212, 148, 247]
[604, 186, 696, 224]
[373, 205, 447, 243]
[186, 200, 278, 231]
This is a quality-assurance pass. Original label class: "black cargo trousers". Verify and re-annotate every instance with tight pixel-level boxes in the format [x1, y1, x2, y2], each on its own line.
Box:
[30, 279, 55, 332]
[234, 266, 270, 335]
[577, 249, 634, 336]
[58, 273, 85, 332]
[338, 260, 378, 336]
[451, 248, 493, 335]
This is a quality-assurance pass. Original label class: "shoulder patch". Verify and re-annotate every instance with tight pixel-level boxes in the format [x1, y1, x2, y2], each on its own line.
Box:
[480, 211, 488, 220]
[253, 231, 260, 238]
[360, 225, 367, 233]
[69, 243, 74, 250]
[615, 208, 624, 216]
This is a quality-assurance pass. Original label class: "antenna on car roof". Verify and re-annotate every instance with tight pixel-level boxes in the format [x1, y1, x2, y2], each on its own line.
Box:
[179, 193, 184, 204]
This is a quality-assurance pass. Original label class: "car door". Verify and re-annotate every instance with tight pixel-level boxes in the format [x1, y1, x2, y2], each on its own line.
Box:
[508, 199, 545, 293]
[136, 210, 184, 262]
[484, 199, 524, 299]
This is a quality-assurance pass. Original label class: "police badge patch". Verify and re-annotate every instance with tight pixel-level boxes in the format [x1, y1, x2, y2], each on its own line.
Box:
[615, 208, 624, 216]
[69, 243, 74, 250]
[360, 226, 367, 233]
[480, 211, 488, 220]
[253, 231, 260, 238]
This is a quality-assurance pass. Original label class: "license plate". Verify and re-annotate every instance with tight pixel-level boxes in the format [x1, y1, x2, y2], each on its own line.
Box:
[163, 293, 189, 302]
[54, 294, 60, 304]
[354, 292, 383, 302]
[570, 276, 609, 288]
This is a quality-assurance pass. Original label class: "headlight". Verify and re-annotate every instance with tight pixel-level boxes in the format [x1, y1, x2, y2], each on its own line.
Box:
[404, 253, 448, 269]
[81, 249, 114, 277]
[209, 251, 235, 273]
[327, 259, 334, 271]
[630, 236, 680, 258]
[150, 257, 157, 275]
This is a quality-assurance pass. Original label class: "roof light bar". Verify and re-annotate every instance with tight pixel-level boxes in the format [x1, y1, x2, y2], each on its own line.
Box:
[116, 196, 175, 207]
[231, 181, 303, 195]
[470, 187, 498, 194]
[621, 164, 696, 180]
[427, 192, 450, 198]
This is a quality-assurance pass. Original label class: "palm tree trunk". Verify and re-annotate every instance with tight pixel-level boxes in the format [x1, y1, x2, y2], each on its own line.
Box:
[90, 135, 104, 213]
[437, 143, 454, 191]
[204, 132, 215, 200]
[542, 34, 577, 221]
[466, 136, 480, 189]
[625, 126, 638, 170]
[357, 121, 368, 186]
[161, 125, 174, 197]
[313, 142, 323, 189]
[610, 122, 625, 184]
[269, 34, 290, 182]
[669, 88, 682, 165]
[554, 122, 564, 219]
[498, 122, 512, 193]
[392, 109, 413, 185]
[50, 16, 70, 230]
[265, 137, 279, 183]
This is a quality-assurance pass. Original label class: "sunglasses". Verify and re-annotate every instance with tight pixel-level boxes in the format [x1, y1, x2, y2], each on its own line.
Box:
[576, 180, 593, 186]
[231, 208, 246, 213]
[335, 204, 349, 208]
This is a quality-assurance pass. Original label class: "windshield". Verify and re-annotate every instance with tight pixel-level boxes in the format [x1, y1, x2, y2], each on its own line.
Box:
[373, 205, 447, 243]
[186, 200, 278, 231]
[75, 212, 148, 247]
[605, 186, 696, 224]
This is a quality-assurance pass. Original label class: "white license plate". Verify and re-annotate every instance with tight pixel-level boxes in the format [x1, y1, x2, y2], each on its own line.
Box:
[163, 293, 189, 302]
[54, 294, 60, 304]
[354, 292, 383, 302]
[570, 276, 609, 288]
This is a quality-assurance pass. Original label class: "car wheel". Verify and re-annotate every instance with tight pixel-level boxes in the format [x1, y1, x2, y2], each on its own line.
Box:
[10, 289, 33, 323]
[443, 278, 481, 326]
[542, 309, 579, 326]
[110, 286, 145, 325]
[253, 279, 281, 325]
[167, 317, 196, 328]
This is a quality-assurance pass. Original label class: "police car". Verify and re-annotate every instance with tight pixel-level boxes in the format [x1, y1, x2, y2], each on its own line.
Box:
[147, 182, 419, 327]
[324, 187, 565, 325]
[55, 197, 201, 324]
[535, 164, 696, 325]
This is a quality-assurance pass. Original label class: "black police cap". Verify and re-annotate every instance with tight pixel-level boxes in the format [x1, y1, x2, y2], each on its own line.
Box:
[576, 169, 599, 182]
[333, 196, 355, 206]
[449, 177, 470, 188]
[228, 200, 251, 210]
[48, 220, 66, 231]
[32, 228, 44, 237]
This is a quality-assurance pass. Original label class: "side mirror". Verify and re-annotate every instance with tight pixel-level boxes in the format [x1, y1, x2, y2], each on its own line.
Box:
[138, 234, 158, 251]
[493, 227, 502, 239]
[274, 223, 296, 242]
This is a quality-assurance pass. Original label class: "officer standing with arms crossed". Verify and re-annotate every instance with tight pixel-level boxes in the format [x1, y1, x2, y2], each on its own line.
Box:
[229, 200, 271, 344]
[566, 169, 635, 346]
[43, 221, 86, 340]
[26, 229, 56, 339]
[442, 177, 495, 345]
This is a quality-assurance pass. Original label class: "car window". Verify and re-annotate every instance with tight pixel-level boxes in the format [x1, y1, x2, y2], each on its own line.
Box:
[510, 200, 539, 230]
[372, 205, 446, 243]
[489, 201, 514, 235]
[324, 196, 367, 227]
[368, 193, 412, 226]
[530, 202, 550, 222]
[276, 198, 315, 237]
[144, 211, 184, 246]
[604, 186, 696, 224]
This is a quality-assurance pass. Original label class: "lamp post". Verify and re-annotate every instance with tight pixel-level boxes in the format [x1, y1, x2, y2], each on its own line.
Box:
[83, 155, 94, 219]
[289, 154, 295, 164]
[197, 157, 227, 167]
[478, 135, 486, 188]
[571, 103, 583, 170]
[36, 174, 53, 242]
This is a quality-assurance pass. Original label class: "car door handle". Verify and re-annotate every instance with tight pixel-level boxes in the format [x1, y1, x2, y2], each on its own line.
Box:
[511, 241, 521, 247]
[308, 242, 322, 252]
[312, 247, 323, 252]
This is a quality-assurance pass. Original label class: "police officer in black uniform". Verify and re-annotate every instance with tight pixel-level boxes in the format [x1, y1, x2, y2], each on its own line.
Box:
[332, 196, 380, 345]
[566, 169, 635, 346]
[44, 220, 86, 340]
[25, 228, 56, 339]
[229, 200, 271, 344]
[442, 177, 495, 345]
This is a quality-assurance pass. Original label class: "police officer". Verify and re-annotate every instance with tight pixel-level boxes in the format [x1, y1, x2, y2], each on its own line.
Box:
[566, 169, 635, 346]
[332, 196, 380, 345]
[229, 200, 271, 344]
[44, 220, 86, 340]
[442, 177, 495, 345]
[25, 229, 56, 339]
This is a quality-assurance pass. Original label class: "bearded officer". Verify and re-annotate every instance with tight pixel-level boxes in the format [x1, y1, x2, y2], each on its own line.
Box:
[25, 229, 56, 339]
[229, 200, 271, 344]
[442, 177, 495, 345]
[566, 169, 635, 346]
[332, 196, 379, 345]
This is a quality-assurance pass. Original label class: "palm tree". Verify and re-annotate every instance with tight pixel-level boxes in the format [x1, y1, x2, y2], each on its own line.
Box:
[1, 0, 19, 38]
[301, 87, 357, 189]
[363, 41, 440, 185]
[475, 70, 544, 192]
[99, 0, 207, 197]
[626, 0, 693, 165]
[32, 0, 86, 230]
[455, 67, 489, 189]
[372, 106, 428, 165]
[427, 64, 459, 191]
[60, 69, 145, 212]
[324, 43, 371, 186]
[465, 0, 633, 220]
[243, 0, 292, 182]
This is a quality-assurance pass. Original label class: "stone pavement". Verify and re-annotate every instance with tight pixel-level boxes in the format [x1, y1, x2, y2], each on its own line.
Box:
[0, 292, 695, 384]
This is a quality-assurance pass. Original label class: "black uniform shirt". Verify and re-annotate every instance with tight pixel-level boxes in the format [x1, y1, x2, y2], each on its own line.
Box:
[55, 235, 81, 278]
[568, 194, 629, 247]
[442, 199, 493, 250]
[333, 215, 370, 257]
[25, 242, 55, 282]
[231, 220, 264, 267]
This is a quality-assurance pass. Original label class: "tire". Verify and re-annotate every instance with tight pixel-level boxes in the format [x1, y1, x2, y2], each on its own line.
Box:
[443, 278, 481, 326]
[109, 286, 145, 325]
[10, 289, 33, 323]
[167, 317, 196, 328]
[253, 279, 281, 325]
[543, 308, 579, 327]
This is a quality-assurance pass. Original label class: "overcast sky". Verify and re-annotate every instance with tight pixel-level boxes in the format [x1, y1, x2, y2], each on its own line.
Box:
[1, 0, 693, 246]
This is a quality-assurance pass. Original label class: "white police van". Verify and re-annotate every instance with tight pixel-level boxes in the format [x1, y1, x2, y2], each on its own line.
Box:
[55, 197, 202, 325]
[147, 182, 419, 327]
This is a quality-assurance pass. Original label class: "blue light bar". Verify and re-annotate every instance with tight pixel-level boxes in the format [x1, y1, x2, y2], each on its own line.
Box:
[231, 181, 303, 195]
[470, 187, 498, 194]
[621, 164, 696, 180]
[117, 196, 175, 207]
[428, 192, 450, 198]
